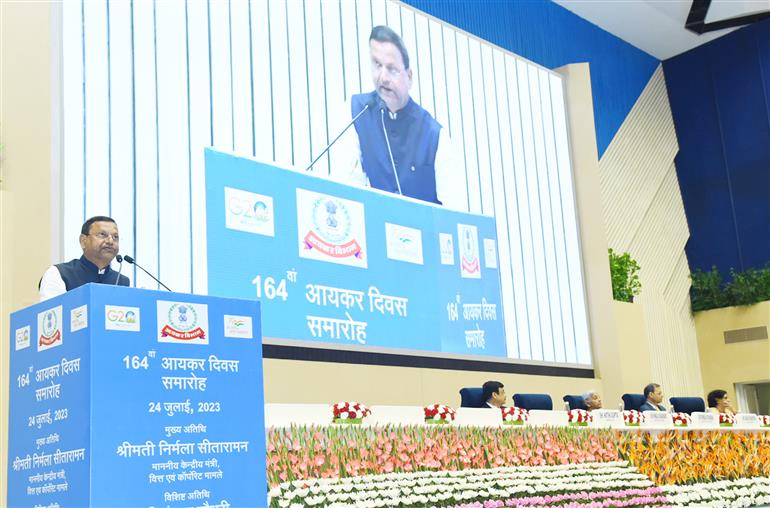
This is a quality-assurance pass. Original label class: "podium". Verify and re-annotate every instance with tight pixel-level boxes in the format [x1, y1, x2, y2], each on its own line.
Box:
[7, 284, 266, 507]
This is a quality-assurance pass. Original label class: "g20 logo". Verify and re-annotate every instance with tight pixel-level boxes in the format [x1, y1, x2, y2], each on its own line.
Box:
[228, 197, 270, 222]
[107, 309, 137, 324]
[105, 306, 140, 331]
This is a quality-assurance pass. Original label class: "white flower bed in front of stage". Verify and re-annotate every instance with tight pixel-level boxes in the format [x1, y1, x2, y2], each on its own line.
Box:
[661, 476, 770, 507]
[268, 461, 658, 507]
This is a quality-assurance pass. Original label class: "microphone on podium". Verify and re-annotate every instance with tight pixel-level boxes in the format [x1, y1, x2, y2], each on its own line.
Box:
[123, 255, 173, 292]
[305, 94, 381, 172]
[113, 254, 124, 285]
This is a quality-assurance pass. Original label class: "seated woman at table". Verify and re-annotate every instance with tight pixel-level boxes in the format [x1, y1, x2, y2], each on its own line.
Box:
[706, 389, 735, 416]
[582, 390, 602, 411]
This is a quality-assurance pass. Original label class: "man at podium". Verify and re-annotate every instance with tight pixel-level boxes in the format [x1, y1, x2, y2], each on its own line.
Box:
[39, 215, 130, 300]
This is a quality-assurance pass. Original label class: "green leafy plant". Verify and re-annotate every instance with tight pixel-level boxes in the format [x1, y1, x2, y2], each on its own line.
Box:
[690, 264, 770, 311]
[690, 266, 727, 311]
[608, 248, 641, 303]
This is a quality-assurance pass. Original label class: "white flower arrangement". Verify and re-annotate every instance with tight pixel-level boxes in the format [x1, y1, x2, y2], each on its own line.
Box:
[567, 409, 592, 426]
[423, 404, 456, 424]
[672, 412, 692, 427]
[501, 406, 528, 425]
[622, 410, 644, 426]
[268, 461, 658, 508]
[661, 476, 770, 507]
[332, 401, 371, 424]
[719, 412, 736, 427]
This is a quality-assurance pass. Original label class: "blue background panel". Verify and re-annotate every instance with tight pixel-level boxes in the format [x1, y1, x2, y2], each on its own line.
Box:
[205, 149, 506, 359]
[664, 18, 770, 276]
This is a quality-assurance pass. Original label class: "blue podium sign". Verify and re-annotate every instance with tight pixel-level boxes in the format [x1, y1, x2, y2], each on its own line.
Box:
[205, 149, 506, 358]
[7, 284, 266, 507]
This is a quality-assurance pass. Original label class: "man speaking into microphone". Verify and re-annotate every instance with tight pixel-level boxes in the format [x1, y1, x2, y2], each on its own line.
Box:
[332, 25, 464, 210]
[39, 215, 130, 301]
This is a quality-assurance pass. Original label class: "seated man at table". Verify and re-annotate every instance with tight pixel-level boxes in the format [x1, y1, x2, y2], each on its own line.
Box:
[707, 389, 735, 416]
[482, 381, 506, 408]
[582, 390, 602, 411]
[639, 383, 666, 412]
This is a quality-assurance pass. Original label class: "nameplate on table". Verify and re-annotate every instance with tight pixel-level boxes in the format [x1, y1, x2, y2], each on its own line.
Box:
[591, 409, 623, 427]
[735, 413, 759, 429]
[691, 412, 719, 428]
[641, 411, 672, 428]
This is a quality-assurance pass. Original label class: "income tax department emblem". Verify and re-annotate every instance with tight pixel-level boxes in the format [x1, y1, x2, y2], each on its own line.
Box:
[296, 188, 368, 269]
[158, 302, 208, 344]
[37, 305, 63, 351]
[304, 198, 363, 260]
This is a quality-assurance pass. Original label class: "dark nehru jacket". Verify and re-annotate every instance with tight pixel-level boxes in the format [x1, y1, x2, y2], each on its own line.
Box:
[352, 91, 442, 204]
[55, 256, 130, 290]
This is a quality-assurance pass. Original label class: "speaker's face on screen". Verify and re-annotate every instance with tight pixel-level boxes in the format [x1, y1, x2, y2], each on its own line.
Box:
[370, 39, 412, 113]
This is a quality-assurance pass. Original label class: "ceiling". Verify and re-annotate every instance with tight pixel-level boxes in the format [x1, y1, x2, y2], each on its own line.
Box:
[553, 0, 770, 60]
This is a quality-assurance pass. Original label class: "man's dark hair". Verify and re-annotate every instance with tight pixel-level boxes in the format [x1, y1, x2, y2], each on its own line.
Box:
[482, 380, 504, 403]
[707, 389, 727, 408]
[643, 383, 660, 399]
[370, 25, 410, 69]
[81, 216, 116, 235]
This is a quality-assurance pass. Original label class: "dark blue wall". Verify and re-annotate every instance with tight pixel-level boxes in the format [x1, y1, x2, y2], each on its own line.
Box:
[403, 0, 659, 157]
[664, 19, 770, 275]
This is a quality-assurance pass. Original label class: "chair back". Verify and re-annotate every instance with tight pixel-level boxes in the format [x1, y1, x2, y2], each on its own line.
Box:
[669, 396, 705, 414]
[622, 393, 647, 411]
[459, 387, 485, 408]
[513, 393, 553, 411]
[562, 395, 586, 410]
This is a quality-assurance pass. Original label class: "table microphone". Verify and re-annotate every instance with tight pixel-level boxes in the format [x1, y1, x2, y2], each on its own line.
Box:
[123, 255, 173, 292]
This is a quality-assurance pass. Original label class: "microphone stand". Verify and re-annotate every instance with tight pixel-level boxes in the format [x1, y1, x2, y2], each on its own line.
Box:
[305, 102, 373, 172]
[123, 255, 173, 292]
[380, 107, 402, 195]
[113, 254, 124, 285]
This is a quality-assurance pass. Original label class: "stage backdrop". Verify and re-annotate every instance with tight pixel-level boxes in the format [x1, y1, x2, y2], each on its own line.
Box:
[58, 0, 591, 366]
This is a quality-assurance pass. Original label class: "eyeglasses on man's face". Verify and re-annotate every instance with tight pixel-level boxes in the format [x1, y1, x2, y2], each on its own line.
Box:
[89, 231, 120, 242]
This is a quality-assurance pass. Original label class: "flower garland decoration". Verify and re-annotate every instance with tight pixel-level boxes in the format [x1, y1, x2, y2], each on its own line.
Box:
[759, 414, 770, 427]
[424, 404, 456, 424]
[332, 401, 371, 424]
[568, 409, 592, 427]
[719, 412, 735, 427]
[501, 406, 529, 426]
[671, 412, 691, 427]
[622, 410, 643, 427]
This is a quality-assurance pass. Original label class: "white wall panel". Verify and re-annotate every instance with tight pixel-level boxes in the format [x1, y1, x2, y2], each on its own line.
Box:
[131, 0, 159, 289]
[83, 0, 110, 219]
[60, 0, 593, 367]
[62, 0, 85, 263]
[230, 0, 255, 156]
[318, 0, 344, 175]
[248, 0, 272, 163]
[188, 0, 212, 295]
[209, 0, 233, 152]
[156, 0, 191, 292]
[107, 0, 136, 285]
[304, 0, 328, 173]
[599, 65, 703, 394]
[287, 0, 311, 168]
